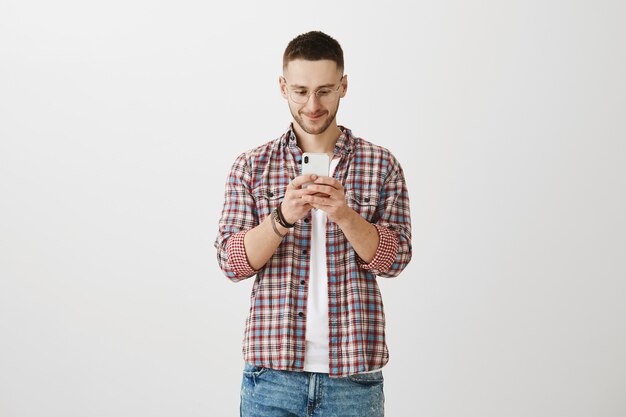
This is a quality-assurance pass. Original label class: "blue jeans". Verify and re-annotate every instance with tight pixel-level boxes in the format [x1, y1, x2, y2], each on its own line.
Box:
[240, 362, 385, 417]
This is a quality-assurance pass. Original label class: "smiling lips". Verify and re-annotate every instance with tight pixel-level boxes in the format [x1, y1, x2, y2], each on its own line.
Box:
[305, 112, 325, 120]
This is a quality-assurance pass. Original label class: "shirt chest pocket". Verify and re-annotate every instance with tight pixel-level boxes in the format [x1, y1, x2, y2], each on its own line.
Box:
[251, 185, 285, 221]
[345, 189, 380, 223]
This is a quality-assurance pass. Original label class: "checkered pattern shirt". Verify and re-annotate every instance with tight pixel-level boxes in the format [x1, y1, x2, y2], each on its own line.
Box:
[214, 125, 412, 377]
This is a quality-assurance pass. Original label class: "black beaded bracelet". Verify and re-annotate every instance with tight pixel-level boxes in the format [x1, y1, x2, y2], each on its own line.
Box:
[276, 202, 295, 228]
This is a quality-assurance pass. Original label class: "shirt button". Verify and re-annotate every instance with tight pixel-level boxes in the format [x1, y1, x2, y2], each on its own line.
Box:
[298, 312, 304, 317]
[297, 158, 302, 164]
[300, 280, 305, 285]
[304, 218, 309, 223]
[302, 249, 307, 255]
[364, 197, 370, 202]
[268, 191, 274, 197]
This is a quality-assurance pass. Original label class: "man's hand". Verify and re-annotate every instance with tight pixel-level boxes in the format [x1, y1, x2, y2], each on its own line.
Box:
[301, 177, 354, 225]
[280, 174, 319, 224]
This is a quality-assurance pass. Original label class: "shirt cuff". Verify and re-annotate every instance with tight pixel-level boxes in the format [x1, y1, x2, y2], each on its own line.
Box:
[359, 224, 399, 273]
[225, 230, 257, 278]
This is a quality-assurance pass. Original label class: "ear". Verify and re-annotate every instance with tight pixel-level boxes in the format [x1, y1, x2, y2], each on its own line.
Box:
[279, 76, 288, 99]
[340, 74, 348, 98]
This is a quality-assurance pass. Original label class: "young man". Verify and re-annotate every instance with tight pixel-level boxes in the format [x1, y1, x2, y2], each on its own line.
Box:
[215, 31, 412, 417]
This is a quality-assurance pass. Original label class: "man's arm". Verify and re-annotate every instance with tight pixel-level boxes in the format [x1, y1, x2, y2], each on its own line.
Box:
[361, 155, 412, 277]
[302, 182, 395, 268]
[214, 153, 259, 282]
[303, 155, 412, 277]
[243, 174, 321, 269]
[215, 158, 321, 278]
[333, 209, 379, 263]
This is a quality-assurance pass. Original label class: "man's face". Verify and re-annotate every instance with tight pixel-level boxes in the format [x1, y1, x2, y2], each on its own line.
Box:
[280, 59, 347, 136]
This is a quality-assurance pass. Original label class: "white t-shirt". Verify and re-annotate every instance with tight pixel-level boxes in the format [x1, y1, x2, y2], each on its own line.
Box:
[303, 157, 340, 373]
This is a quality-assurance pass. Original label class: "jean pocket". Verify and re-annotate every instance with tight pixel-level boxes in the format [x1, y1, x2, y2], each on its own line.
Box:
[347, 370, 384, 386]
[242, 362, 268, 377]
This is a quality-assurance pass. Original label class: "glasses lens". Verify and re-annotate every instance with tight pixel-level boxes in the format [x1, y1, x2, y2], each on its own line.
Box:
[289, 89, 338, 104]
[290, 92, 308, 104]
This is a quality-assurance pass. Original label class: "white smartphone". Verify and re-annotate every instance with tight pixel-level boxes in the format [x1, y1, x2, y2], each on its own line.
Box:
[301, 152, 329, 188]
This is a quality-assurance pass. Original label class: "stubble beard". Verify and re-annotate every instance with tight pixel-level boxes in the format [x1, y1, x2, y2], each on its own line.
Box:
[290, 100, 341, 136]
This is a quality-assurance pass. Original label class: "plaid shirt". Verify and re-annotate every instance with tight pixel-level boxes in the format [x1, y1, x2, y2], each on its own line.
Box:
[215, 125, 412, 377]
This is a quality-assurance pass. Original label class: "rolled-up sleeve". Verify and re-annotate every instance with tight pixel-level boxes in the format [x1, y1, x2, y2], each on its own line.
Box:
[214, 153, 259, 282]
[359, 155, 412, 278]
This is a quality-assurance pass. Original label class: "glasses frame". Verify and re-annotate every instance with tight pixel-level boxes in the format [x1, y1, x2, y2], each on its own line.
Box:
[281, 75, 345, 104]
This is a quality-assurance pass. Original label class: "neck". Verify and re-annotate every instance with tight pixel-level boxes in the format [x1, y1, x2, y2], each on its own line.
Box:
[292, 122, 342, 154]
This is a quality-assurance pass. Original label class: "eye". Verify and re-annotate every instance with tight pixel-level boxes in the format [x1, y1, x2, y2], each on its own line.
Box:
[294, 90, 308, 96]
[317, 89, 332, 96]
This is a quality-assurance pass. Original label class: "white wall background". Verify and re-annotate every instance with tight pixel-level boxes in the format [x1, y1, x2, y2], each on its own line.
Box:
[1, 1, 625, 416]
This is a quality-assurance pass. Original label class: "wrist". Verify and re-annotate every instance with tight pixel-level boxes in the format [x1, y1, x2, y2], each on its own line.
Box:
[277, 202, 296, 228]
[269, 209, 288, 238]
[335, 207, 359, 230]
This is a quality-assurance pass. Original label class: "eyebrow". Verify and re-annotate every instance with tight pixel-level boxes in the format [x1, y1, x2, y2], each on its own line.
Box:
[289, 82, 336, 89]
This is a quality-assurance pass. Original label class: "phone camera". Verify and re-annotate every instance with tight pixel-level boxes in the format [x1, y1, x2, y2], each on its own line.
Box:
[304, 156, 309, 164]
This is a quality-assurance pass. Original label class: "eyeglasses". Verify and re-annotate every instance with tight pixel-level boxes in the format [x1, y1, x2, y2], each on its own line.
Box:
[282, 76, 344, 104]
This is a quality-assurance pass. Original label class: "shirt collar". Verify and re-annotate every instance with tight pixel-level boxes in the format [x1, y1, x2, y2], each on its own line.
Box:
[281, 123, 354, 155]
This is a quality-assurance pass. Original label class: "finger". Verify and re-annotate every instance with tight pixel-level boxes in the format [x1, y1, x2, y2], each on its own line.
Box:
[298, 190, 328, 198]
[287, 195, 313, 206]
[292, 187, 332, 198]
[302, 194, 334, 206]
[284, 188, 316, 201]
[308, 202, 333, 214]
[313, 176, 342, 189]
[303, 184, 336, 196]
[290, 174, 319, 189]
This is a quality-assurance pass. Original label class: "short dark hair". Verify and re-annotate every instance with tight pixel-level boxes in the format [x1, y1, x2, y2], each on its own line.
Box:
[283, 31, 344, 72]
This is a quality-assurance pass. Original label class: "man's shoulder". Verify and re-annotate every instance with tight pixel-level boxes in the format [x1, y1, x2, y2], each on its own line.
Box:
[353, 135, 389, 154]
[238, 137, 283, 160]
[351, 135, 401, 167]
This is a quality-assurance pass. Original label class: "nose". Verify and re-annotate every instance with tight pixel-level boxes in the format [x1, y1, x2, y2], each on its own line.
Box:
[304, 92, 323, 112]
